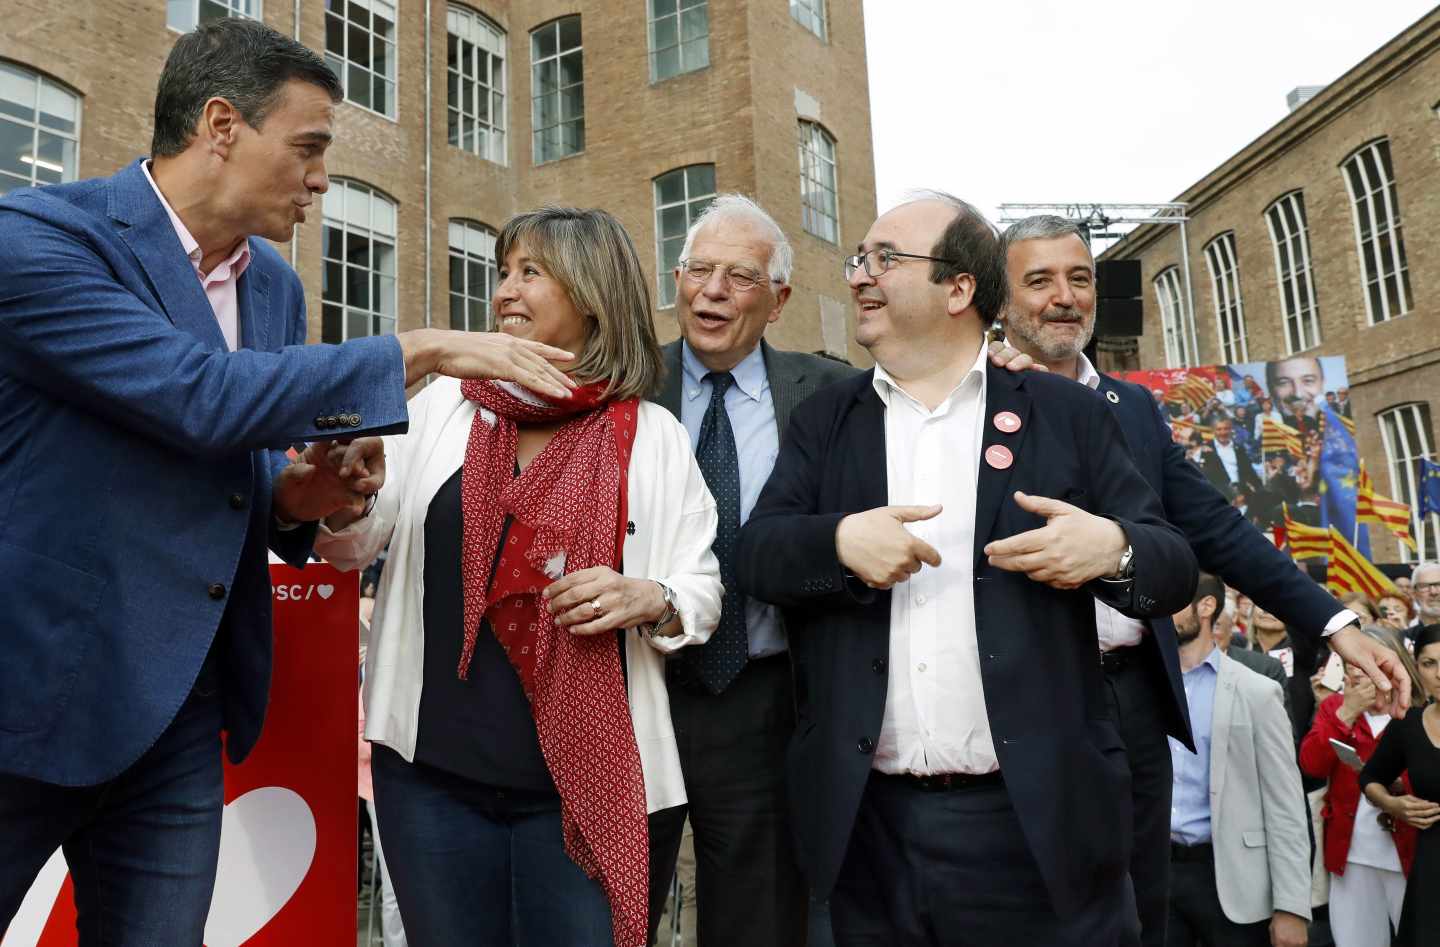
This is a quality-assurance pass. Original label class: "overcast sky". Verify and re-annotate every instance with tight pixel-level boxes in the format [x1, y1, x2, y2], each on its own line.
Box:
[862, 1, 1438, 223]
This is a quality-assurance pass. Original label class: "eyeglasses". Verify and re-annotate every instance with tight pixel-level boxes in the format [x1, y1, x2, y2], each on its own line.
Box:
[678, 259, 778, 292]
[843, 247, 959, 280]
[1416, 582, 1440, 595]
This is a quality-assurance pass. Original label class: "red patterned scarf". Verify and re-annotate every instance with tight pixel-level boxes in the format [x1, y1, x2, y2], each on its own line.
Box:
[458, 378, 648, 947]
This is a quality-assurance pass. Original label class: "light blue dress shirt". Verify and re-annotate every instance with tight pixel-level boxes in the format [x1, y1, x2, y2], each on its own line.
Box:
[680, 341, 784, 658]
[1170, 645, 1221, 845]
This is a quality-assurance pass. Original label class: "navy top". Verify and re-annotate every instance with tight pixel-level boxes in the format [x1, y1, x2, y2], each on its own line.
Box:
[413, 468, 556, 793]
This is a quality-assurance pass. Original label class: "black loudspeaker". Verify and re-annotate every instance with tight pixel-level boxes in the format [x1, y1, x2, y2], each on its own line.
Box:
[1096, 259, 1141, 298]
[1095, 297, 1143, 338]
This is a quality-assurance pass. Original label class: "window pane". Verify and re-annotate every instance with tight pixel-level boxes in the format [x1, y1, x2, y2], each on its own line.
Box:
[559, 50, 583, 88]
[560, 87, 583, 121]
[322, 303, 343, 343]
[347, 265, 370, 309]
[654, 47, 679, 80]
[168, 0, 197, 32]
[346, 309, 371, 340]
[0, 118, 34, 179]
[558, 16, 581, 51]
[652, 15, 678, 50]
[450, 294, 466, 331]
[536, 60, 558, 97]
[655, 170, 684, 206]
[33, 131, 71, 184]
[680, 6, 707, 41]
[0, 64, 35, 122]
[533, 23, 557, 59]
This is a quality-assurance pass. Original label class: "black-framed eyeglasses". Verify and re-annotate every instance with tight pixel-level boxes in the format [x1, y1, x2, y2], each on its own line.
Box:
[843, 247, 958, 280]
[678, 258, 780, 292]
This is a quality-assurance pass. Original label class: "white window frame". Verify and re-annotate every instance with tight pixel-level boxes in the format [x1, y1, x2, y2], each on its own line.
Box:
[1265, 191, 1321, 354]
[166, 0, 260, 34]
[798, 120, 838, 244]
[531, 16, 584, 164]
[1153, 266, 1193, 368]
[1378, 402, 1438, 562]
[649, 0, 709, 82]
[653, 164, 716, 308]
[789, 0, 827, 40]
[446, 6, 506, 164]
[0, 62, 80, 195]
[321, 179, 398, 343]
[325, 0, 399, 120]
[448, 219, 497, 332]
[1341, 139, 1411, 325]
[1202, 231, 1248, 363]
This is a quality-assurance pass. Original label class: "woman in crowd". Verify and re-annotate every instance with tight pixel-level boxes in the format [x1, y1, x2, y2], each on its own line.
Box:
[1376, 592, 1414, 634]
[318, 206, 722, 947]
[1300, 626, 1423, 946]
[1359, 624, 1440, 946]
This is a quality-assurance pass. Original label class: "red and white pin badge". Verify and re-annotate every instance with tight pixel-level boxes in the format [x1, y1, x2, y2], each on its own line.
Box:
[984, 444, 1014, 470]
[993, 411, 1022, 434]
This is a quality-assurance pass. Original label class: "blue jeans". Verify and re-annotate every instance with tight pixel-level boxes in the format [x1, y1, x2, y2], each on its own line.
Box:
[0, 658, 225, 946]
[372, 744, 614, 947]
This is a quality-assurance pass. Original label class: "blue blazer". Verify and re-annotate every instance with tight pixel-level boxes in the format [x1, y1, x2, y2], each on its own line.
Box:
[0, 159, 409, 786]
[1096, 374, 1343, 747]
[736, 365, 1198, 917]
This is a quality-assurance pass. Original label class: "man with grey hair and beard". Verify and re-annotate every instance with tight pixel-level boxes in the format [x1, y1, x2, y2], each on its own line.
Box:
[646, 193, 855, 947]
[1409, 562, 1440, 631]
[990, 214, 1411, 947]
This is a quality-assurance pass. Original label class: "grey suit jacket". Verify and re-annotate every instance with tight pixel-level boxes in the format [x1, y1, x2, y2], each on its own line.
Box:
[1209, 652, 1312, 924]
[1225, 644, 1290, 715]
[652, 338, 858, 438]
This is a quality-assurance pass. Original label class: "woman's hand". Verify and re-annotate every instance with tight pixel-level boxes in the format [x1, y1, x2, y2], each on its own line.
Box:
[1382, 793, 1440, 830]
[543, 567, 668, 636]
[1337, 674, 1377, 726]
[1308, 670, 1335, 709]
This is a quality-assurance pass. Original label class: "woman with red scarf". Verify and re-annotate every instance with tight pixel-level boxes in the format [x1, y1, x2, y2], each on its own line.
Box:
[317, 206, 722, 947]
[1300, 626, 1422, 945]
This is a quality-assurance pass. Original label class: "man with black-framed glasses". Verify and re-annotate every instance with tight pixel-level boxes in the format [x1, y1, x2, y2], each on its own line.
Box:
[646, 193, 855, 947]
[737, 191, 1199, 945]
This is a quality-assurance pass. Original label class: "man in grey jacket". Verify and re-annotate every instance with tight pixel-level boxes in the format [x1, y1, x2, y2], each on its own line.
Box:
[1168, 574, 1311, 947]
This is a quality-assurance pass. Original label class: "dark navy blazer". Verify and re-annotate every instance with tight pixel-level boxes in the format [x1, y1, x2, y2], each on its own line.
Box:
[736, 364, 1199, 918]
[0, 160, 410, 786]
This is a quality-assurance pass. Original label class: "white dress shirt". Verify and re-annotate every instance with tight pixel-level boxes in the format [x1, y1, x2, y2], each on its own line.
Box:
[872, 344, 995, 776]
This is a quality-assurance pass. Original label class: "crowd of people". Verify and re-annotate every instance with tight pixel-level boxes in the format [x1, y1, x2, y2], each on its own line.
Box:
[4, 17, 1440, 947]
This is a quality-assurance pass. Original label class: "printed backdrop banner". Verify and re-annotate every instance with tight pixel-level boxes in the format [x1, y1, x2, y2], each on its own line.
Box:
[4, 564, 358, 947]
[1118, 355, 1355, 540]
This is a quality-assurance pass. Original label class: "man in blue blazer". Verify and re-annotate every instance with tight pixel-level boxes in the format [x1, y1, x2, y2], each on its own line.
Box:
[992, 214, 1411, 947]
[0, 21, 574, 944]
[736, 194, 1197, 945]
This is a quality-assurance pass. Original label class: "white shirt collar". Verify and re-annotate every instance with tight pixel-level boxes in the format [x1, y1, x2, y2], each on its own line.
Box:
[1075, 353, 1101, 391]
[871, 342, 988, 414]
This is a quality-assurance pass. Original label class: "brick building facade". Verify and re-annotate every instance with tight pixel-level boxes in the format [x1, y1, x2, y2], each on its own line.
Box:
[0, 0, 875, 361]
[1098, 9, 1440, 564]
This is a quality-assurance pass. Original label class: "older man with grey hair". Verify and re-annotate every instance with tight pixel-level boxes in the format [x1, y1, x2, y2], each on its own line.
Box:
[646, 193, 855, 947]
[1410, 561, 1440, 627]
[989, 214, 1411, 947]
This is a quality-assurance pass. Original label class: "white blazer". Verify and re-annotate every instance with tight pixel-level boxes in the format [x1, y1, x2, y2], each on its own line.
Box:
[316, 378, 722, 814]
[1210, 652, 1313, 924]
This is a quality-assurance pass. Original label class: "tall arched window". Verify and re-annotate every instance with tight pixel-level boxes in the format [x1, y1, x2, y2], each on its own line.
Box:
[798, 120, 838, 243]
[448, 219, 497, 332]
[1264, 191, 1320, 353]
[1378, 402, 1438, 561]
[447, 6, 506, 164]
[1153, 266, 1192, 368]
[0, 62, 80, 195]
[653, 164, 716, 308]
[1341, 139, 1411, 324]
[1202, 231, 1247, 363]
[321, 180, 398, 342]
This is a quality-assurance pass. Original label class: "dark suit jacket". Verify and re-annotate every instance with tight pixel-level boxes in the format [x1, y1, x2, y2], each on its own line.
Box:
[735, 364, 1198, 918]
[1097, 376, 1343, 743]
[652, 338, 858, 438]
[0, 160, 409, 786]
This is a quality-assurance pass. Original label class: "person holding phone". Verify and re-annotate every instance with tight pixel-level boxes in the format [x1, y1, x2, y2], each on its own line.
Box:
[1300, 627, 1424, 945]
[1359, 624, 1440, 946]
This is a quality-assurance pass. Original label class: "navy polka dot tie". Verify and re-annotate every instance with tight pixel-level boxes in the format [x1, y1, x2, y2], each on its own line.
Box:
[685, 371, 749, 694]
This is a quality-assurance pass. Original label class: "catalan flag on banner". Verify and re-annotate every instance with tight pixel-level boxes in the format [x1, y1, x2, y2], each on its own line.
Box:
[1261, 417, 1304, 459]
[1172, 417, 1214, 442]
[1326, 526, 1399, 600]
[1164, 374, 1217, 413]
[1282, 505, 1330, 560]
[1356, 462, 1417, 552]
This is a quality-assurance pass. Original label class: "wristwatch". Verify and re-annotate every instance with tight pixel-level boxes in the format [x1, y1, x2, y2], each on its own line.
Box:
[1103, 545, 1135, 582]
[640, 581, 679, 638]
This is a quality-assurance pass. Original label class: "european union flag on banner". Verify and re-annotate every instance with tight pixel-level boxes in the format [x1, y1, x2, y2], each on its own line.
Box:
[1319, 404, 1370, 557]
[1420, 457, 1440, 520]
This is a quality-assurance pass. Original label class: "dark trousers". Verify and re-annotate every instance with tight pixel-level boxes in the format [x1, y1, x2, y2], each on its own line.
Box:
[646, 653, 808, 947]
[1166, 846, 1270, 946]
[831, 772, 1138, 947]
[1104, 647, 1179, 947]
[371, 745, 612, 947]
[0, 658, 225, 946]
